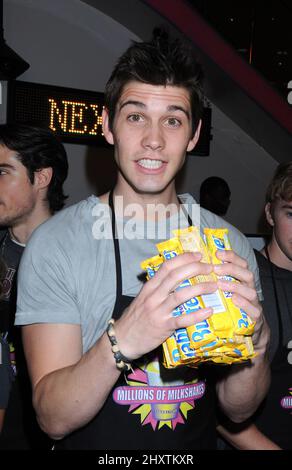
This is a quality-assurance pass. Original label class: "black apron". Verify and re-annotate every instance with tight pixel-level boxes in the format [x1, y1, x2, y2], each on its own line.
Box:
[56, 192, 216, 450]
[254, 342, 292, 450]
[254, 249, 292, 450]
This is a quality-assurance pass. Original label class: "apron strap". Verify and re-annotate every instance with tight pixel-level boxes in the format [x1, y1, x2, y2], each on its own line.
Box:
[109, 192, 194, 315]
[108, 189, 123, 306]
[264, 245, 284, 352]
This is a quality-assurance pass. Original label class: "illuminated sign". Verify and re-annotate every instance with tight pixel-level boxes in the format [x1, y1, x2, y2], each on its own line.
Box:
[8, 80, 211, 154]
[8, 80, 107, 146]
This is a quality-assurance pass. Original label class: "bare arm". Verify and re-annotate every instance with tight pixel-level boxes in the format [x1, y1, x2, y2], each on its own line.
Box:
[23, 252, 216, 440]
[217, 423, 281, 450]
[22, 322, 121, 440]
[215, 250, 270, 422]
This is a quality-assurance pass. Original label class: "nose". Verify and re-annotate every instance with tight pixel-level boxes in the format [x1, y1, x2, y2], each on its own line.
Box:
[141, 122, 165, 151]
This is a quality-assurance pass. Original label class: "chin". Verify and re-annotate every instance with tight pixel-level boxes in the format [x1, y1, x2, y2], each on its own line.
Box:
[134, 185, 168, 195]
[131, 178, 174, 195]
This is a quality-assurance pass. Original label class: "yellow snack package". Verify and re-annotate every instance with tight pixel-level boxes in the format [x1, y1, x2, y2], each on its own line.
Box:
[156, 238, 218, 350]
[235, 336, 255, 359]
[154, 238, 199, 361]
[141, 254, 163, 280]
[174, 226, 234, 339]
[141, 229, 256, 368]
[162, 334, 181, 368]
[172, 226, 212, 270]
[204, 228, 255, 336]
[140, 254, 188, 368]
[174, 327, 199, 365]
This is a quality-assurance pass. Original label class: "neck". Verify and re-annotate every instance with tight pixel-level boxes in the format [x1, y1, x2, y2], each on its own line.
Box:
[102, 179, 181, 220]
[10, 206, 51, 245]
[261, 238, 292, 272]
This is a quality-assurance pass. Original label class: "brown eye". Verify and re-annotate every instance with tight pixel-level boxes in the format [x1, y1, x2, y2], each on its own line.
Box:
[128, 114, 144, 123]
[165, 117, 181, 127]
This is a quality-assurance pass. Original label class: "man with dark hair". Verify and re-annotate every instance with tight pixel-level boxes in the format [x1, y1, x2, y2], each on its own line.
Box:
[200, 176, 231, 217]
[218, 162, 292, 450]
[15, 29, 269, 450]
[0, 123, 68, 449]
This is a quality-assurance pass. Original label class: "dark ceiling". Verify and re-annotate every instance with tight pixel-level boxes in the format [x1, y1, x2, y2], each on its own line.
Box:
[187, 0, 291, 98]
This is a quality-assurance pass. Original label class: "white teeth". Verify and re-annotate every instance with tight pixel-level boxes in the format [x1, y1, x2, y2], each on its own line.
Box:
[138, 159, 163, 169]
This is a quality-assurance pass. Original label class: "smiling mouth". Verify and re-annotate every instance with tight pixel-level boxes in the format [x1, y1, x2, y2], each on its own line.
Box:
[137, 159, 164, 170]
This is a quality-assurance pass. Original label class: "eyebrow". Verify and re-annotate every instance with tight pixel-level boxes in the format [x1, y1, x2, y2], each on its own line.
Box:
[167, 105, 190, 120]
[282, 204, 292, 209]
[0, 163, 15, 169]
[119, 101, 190, 119]
[119, 100, 146, 111]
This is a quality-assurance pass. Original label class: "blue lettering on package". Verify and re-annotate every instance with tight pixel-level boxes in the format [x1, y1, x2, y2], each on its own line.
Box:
[163, 250, 178, 260]
[238, 309, 249, 328]
[176, 329, 189, 343]
[181, 342, 196, 357]
[175, 279, 202, 314]
[179, 279, 192, 288]
[212, 236, 225, 250]
[172, 306, 181, 317]
[191, 319, 212, 343]
[200, 340, 218, 350]
[224, 291, 232, 298]
[183, 297, 201, 313]
[171, 348, 181, 362]
[233, 348, 242, 356]
[147, 267, 155, 278]
[176, 328, 195, 358]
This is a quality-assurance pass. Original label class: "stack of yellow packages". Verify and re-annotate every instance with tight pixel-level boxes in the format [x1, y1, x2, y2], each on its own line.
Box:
[141, 227, 256, 369]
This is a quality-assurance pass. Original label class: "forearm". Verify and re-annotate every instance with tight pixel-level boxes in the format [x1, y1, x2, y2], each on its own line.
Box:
[217, 423, 281, 450]
[217, 334, 270, 422]
[34, 332, 120, 440]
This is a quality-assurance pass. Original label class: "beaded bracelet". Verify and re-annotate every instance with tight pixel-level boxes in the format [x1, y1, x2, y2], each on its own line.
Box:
[106, 318, 133, 372]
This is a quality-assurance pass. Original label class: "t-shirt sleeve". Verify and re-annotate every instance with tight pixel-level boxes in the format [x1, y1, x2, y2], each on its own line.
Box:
[199, 206, 263, 301]
[15, 228, 80, 326]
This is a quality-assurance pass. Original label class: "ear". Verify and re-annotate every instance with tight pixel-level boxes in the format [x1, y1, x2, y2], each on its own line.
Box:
[102, 107, 114, 145]
[34, 167, 53, 190]
[265, 202, 274, 227]
[187, 119, 202, 152]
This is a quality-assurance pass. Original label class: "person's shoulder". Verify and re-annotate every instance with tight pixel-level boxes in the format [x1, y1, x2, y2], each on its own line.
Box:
[199, 207, 242, 236]
[200, 207, 255, 263]
[27, 195, 101, 248]
[179, 193, 250, 251]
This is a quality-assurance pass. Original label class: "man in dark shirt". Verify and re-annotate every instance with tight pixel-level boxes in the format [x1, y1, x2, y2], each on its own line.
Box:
[218, 162, 292, 449]
[0, 124, 68, 449]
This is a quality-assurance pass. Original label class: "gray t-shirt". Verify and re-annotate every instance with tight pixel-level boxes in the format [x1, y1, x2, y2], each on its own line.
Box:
[15, 193, 262, 353]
